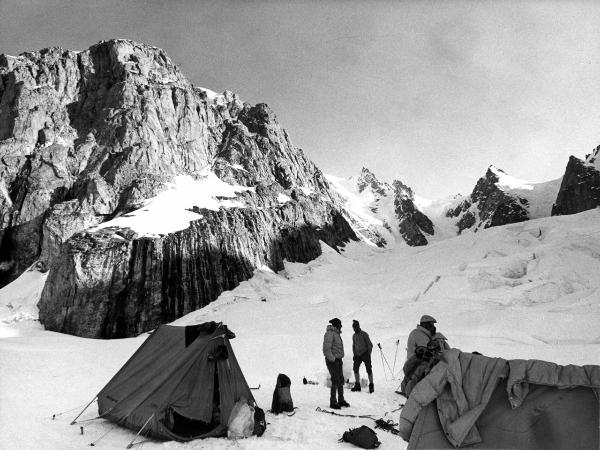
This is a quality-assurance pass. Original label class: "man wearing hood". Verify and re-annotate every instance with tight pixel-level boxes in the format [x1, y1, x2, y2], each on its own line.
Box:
[323, 318, 349, 409]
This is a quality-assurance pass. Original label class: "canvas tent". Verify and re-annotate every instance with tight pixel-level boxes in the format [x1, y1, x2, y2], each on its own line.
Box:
[87, 322, 255, 442]
[400, 349, 600, 449]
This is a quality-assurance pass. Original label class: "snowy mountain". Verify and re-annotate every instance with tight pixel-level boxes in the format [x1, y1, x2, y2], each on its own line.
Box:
[552, 145, 600, 215]
[326, 168, 434, 247]
[0, 40, 357, 338]
[445, 165, 561, 234]
[1, 39, 600, 449]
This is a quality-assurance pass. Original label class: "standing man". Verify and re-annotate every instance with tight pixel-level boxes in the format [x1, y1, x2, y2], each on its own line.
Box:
[351, 320, 374, 393]
[323, 318, 349, 409]
[406, 314, 438, 360]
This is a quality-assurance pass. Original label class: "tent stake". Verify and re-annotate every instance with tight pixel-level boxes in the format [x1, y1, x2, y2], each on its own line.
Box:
[126, 413, 154, 449]
[70, 397, 98, 425]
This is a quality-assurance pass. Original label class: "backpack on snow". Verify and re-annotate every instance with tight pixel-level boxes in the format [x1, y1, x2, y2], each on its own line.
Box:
[253, 406, 267, 437]
[340, 425, 380, 449]
[271, 373, 294, 414]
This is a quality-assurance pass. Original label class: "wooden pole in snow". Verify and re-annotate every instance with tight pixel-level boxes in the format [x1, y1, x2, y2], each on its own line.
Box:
[126, 413, 154, 449]
[70, 397, 98, 425]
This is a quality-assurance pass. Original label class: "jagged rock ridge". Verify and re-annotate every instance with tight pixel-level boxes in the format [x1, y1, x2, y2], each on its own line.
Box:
[446, 166, 530, 233]
[334, 167, 434, 246]
[552, 146, 600, 216]
[0, 39, 357, 338]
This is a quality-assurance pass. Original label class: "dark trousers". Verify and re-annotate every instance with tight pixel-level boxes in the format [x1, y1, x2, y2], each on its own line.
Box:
[353, 353, 373, 375]
[326, 358, 345, 402]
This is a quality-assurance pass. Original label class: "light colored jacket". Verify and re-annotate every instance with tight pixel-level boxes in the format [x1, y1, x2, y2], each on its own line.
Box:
[323, 325, 344, 362]
[399, 349, 506, 446]
[352, 329, 373, 357]
[406, 325, 432, 359]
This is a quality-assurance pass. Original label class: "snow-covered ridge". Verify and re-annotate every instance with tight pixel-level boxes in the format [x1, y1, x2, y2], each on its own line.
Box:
[325, 173, 395, 247]
[584, 145, 600, 171]
[487, 166, 561, 219]
[489, 165, 535, 190]
[197, 86, 225, 104]
[93, 171, 254, 237]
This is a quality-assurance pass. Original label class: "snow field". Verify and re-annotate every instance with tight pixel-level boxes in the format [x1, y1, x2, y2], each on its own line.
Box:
[1, 209, 600, 448]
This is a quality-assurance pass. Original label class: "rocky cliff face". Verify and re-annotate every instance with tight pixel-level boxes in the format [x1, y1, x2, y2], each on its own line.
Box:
[0, 39, 357, 337]
[446, 166, 529, 233]
[552, 147, 600, 216]
[355, 167, 433, 246]
[392, 179, 434, 246]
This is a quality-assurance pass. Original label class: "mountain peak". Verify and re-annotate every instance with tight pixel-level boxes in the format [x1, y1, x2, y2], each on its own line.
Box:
[484, 166, 532, 191]
[586, 144, 600, 169]
[356, 167, 389, 196]
[392, 179, 414, 200]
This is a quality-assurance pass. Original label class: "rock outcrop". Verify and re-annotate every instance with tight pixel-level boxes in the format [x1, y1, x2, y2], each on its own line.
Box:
[392, 179, 434, 246]
[354, 167, 433, 246]
[552, 147, 600, 216]
[0, 40, 357, 337]
[446, 166, 529, 234]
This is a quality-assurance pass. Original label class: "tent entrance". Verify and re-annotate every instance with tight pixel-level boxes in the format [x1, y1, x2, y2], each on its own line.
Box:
[170, 410, 218, 439]
[169, 364, 222, 439]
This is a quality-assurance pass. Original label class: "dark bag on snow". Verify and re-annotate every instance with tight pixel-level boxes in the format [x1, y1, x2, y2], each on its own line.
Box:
[340, 425, 380, 449]
[253, 406, 266, 437]
[271, 373, 294, 414]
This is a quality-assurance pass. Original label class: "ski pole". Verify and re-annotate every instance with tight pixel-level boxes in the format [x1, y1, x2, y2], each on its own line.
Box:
[392, 339, 399, 376]
[377, 343, 388, 380]
[378, 343, 395, 379]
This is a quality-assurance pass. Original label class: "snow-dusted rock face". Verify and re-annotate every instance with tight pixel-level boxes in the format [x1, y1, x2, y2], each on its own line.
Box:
[392, 178, 434, 246]
[328, 168, 434, 247]
[446, 166, 533, 233]
[552, 147, 600, 216]
[0, 39, 357, 337]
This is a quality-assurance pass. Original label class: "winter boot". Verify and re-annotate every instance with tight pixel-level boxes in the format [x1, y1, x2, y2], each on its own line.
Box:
[330, 386, 340, 409]
[337, 385, 350, 407]
[351, 382, 361, 392]
[369, 383, 374, 393]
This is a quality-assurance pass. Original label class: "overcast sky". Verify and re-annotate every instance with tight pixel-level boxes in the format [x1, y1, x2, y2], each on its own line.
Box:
[2, 0, 600, 199]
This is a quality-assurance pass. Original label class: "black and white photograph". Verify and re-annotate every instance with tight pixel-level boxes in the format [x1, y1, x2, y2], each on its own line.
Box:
[1, 1, 599, 448]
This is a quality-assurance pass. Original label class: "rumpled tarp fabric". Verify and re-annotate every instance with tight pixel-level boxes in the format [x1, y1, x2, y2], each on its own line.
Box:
[507, 359, 600, 408]
[401, 349, 506, 447]
[401, 349, 600, 448]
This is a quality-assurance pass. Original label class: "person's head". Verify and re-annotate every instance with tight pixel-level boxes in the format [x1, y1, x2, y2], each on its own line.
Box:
[428, 332, 447, 352]
[329, 318, 342, 331]
[419, 314, 437, 335]
[352, 320, 360, 332]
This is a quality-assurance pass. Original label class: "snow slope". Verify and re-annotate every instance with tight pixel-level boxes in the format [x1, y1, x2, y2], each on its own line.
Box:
[488, 166, 562, 219]
[2, 209, 600, 449]
[325, 174, 397, 246]
[92, 170, 253, 237]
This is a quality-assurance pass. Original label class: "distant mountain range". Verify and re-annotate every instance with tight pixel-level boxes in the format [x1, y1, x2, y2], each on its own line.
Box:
[1, 40, 599, 338]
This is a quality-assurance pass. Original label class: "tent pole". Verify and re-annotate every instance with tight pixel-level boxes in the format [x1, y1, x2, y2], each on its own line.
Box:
[70, 396, 97, 425]
[126, 413, 154, 449]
